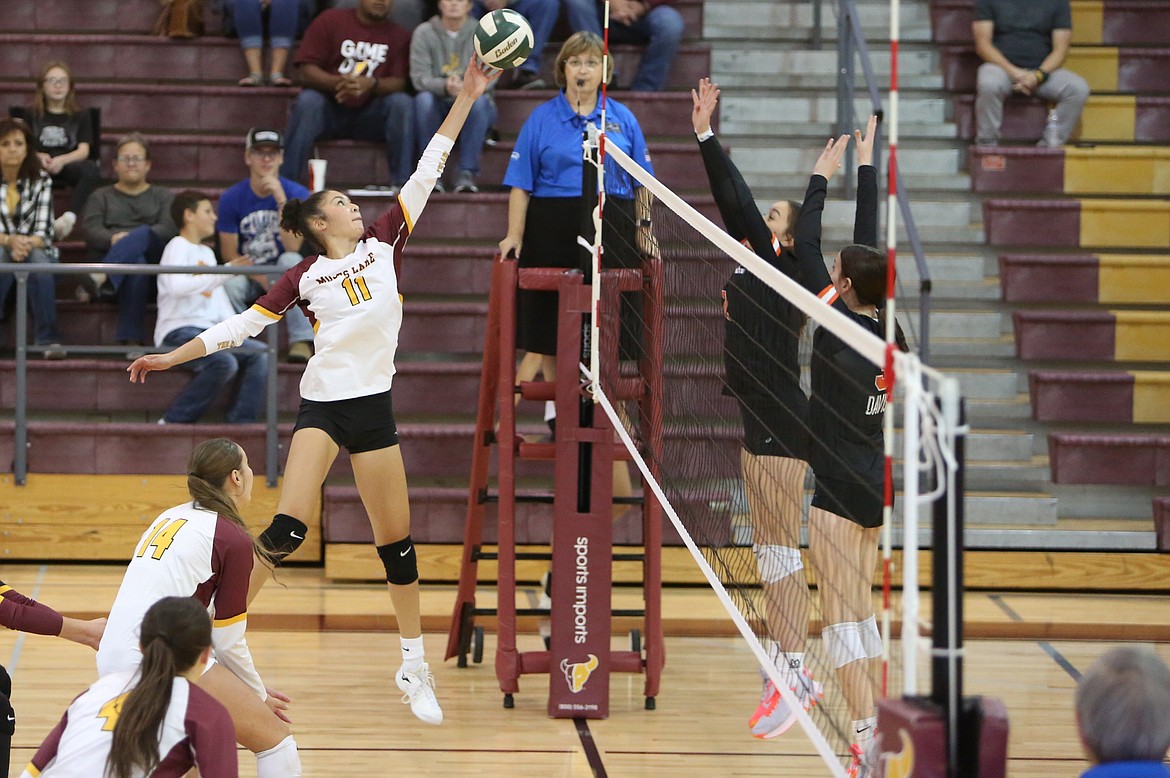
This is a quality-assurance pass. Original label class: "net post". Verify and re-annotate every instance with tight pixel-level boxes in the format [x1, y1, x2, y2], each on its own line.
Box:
[899, 358, 920, 697]
[932, 379, 965, 777]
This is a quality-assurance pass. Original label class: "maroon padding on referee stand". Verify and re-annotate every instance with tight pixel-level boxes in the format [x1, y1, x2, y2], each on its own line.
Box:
[1154, 497, 1170, 552]
[1028, 371, 1134, 424]
[876, 696, 1009, 778]
[1012, 310, 1116, 361]
[999, 254, 1100, 303]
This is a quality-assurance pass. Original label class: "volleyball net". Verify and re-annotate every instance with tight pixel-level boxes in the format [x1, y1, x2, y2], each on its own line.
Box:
[584, 135, 963, 774]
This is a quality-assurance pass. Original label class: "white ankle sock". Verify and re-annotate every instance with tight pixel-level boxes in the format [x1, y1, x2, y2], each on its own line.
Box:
[767, 641, 804, 686]
[544, 400, 556, 422]
[401, 635, 426, 673]
[256, 735, 301, 777]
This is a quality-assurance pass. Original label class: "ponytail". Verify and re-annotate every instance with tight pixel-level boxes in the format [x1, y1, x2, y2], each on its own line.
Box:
[878, 307, 909, 353]
[107, 597, 211, 778]
[280, 192, 330, 255]
[187, 438, 278, 569]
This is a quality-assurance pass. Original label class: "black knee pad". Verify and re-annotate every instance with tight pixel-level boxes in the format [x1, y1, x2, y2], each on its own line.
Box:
[0, 665, 10, 699]
[258, 514, 308, 560]
[377, 536, 418, 585]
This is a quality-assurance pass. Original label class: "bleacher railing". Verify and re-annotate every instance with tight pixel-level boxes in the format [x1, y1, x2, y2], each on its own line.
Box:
[2, 263, 286, 487]
[814, 0, 934, 362]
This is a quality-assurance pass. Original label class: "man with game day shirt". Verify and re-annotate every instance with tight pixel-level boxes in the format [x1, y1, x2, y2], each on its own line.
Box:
[281, 0, 415, 195]
[218, 128, 315, 363]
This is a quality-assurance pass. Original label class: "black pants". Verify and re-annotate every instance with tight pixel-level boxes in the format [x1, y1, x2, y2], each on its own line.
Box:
[53, 159, 103, 215]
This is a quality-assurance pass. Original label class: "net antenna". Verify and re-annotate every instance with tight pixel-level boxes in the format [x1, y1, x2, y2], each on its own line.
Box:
[587, 1, 613, 388]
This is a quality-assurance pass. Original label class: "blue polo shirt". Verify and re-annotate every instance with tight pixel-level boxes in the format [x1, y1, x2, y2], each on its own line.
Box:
[1082, 762, 1170, 778]
[503, 91, 654, 199]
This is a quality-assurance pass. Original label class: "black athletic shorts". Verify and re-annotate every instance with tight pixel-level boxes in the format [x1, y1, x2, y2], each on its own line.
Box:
[810, 475, 885, 529]
[294, 389, 399, 453]
[737, 398, 810, 461]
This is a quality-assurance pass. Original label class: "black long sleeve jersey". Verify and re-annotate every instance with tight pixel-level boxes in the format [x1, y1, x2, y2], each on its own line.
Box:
[793, 165, 888, 485]
[697, 135, 808, 424]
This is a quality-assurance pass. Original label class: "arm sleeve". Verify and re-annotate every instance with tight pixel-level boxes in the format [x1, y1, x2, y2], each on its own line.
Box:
[196, 306, 280, 356]
[794, 174, 849, 313]
[293, 13, 331, 67]
[502, 115, 538, 192]
[29, 176, 54, 244]
[150, 188, 178, 244]
[0, 584, 65, 637]
[1055, 0, 1072, 28]
[973, 0, 993, 22]
[375, 133, 455, 240]
[853, 165, 879, 248]
[74, 111, 95, 149]
[209, 524, 266, 700]
[216, 188, 241, 236]
[27, 709, 68, 773]
[82, 190, 115, 253]
[157, 240, 230, 298]
[187, 688, 240, 777]
[629, 114, 655, 178]
[697, 134, 782, 266]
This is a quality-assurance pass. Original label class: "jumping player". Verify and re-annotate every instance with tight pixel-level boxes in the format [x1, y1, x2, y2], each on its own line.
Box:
[96, 438, 301, 777]
[690, 78, 822, 739]
[21, 596, 238, 777]
[128, 56, 501, 727]
[0, 584, 106, 773]
[793, 122, 908, 778]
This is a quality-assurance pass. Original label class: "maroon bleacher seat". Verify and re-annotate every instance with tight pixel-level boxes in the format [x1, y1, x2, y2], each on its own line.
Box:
[1029, 371, 1134, 423]
[970, 147, 1065, 195]
[1049, 433, 1170, 486]
[999, 254, 1100, 303]
[1013, 310, 1117, 360]
[984, 199, 1081, 248]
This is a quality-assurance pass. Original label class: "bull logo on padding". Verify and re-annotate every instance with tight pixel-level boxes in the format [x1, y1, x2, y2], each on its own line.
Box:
[561, 654, 599, 694]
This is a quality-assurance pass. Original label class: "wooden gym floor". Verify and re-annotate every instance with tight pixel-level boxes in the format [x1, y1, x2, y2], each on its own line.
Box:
[4, 564, 1169, 777]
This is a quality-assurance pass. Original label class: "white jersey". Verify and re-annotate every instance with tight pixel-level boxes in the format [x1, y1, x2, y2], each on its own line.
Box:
[97, 501, 265, 699]
[197, 133, 454, 401]
[21, 670, 237, 778]
[153, 235, 237, 346]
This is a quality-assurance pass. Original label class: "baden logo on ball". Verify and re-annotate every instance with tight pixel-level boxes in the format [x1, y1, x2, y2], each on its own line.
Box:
[474, 8, 535, 70]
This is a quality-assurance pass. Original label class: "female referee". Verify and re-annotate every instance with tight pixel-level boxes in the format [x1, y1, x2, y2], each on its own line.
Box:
[21, 596, 238, 778]
[690, 78, 820, 741]
[793, 121, 908, 777]
[128, 57, 501, 728]
[97, 438, 300, 777]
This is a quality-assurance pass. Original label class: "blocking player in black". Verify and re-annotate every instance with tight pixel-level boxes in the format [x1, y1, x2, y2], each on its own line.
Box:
[792, 119, 908, 776]
[691, 78, 821, 740]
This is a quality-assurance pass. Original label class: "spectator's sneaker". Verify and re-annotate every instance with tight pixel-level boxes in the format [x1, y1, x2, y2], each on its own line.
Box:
[749, 668, 823, 739]
[483, 126, 500, 147]
[454, 170, 479, 193]
[396, 663, 443, 725]
[433, 178, 447, 194]
[287, 341, 313, 364]
[53, 211, 76, 241]
[40, 343, 67, 361]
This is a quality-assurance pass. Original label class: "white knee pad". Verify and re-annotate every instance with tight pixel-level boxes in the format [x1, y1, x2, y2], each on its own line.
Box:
[859, 615, 883, 659]
[752, 544, 803, 585]
[256, 735, 302, 778]
[822, 621, 866, 669]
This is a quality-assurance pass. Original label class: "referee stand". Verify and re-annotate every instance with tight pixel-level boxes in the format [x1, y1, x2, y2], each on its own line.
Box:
[444, 250, 666, 717]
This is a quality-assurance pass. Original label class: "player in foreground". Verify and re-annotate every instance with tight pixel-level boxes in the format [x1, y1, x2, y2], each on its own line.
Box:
[690, 78, 822, 739]
[97, 438, 300, 776]
[21, 596, 238, 777]
[129, 56, 501, 727]
[794, 122, 908, 778]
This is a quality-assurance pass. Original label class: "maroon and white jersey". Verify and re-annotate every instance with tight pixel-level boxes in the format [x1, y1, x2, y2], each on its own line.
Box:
[96, 501, 265, 699]
[21, 670, 237, 778]
[197, 134, 453, 402]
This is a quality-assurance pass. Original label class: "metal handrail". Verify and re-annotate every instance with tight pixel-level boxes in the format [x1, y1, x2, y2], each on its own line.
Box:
[2, 262, 287, 487]
[825, 0, 934, 363]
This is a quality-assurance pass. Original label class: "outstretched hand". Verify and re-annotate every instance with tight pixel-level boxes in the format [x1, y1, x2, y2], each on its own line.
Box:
[812, 134, 851, 181]
[855, 114, 878, 167]
[691, 77, 719, 136]
[127, 352, 174, 383]
[265, 687, 293, 724]
[462, 55, 502, 101]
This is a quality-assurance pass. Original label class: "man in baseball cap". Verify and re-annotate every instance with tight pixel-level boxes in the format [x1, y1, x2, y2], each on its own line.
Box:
[216, 127, 314, 362]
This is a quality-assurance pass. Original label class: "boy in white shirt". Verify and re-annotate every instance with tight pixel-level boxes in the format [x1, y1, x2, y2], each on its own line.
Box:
[155, 191, 268, 424]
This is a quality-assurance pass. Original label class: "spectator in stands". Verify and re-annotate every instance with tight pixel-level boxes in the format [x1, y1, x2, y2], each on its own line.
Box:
[82, 133, 177, 349]
[564, 0, 684, 92]
[230, 0, 304, 86]
[17, 61, 102, 241]
[1076, 645, 1170, 778]
[280, 0, 415, 195]
[0, 117, 65, 360]
[330, 0, 429, 31]
[973, 0, 1090, 146]
[156, 190, 267, 425]
[473, 1, 562, 90]
[411, 0, 497, 192]
[218, 128, 315, 363]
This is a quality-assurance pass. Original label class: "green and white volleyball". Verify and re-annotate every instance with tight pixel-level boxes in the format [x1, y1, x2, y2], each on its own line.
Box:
[473, 9, 534, 70]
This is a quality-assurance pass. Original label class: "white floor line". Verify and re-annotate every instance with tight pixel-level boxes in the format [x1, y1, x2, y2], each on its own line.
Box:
[7, 565, 48, 678]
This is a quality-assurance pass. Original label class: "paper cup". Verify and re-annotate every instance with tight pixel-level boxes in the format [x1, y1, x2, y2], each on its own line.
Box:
[308, 158, 327, 193]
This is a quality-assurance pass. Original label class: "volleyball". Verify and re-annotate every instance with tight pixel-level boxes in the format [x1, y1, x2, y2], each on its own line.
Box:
[473, 9, 534, 70]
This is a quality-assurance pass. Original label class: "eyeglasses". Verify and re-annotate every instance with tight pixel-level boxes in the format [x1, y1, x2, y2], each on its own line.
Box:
[116, 155, 147, 165]
[249, 148, 281, 159]
[566, 58, 602, 70]
[43, 77, 69, 87]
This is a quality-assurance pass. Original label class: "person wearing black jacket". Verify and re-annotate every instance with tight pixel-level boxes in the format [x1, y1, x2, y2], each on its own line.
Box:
[791, 120, 907, 777]
[692, 79, 819, 740]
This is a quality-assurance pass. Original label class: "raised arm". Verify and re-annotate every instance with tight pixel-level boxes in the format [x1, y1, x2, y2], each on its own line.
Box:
[853, 115, 879, 249]
[793, 135, 851, 310]
[691, 79, 777, 262]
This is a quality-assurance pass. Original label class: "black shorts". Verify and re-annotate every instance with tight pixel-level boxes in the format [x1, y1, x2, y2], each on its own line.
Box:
[294, 389, 399, 454]
[810, 475, 885, 529]
[737, 399, 810, 461]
